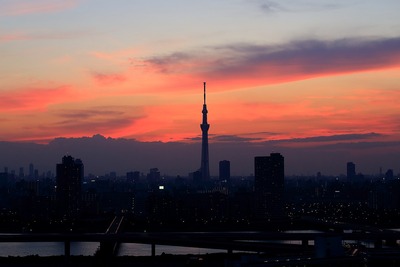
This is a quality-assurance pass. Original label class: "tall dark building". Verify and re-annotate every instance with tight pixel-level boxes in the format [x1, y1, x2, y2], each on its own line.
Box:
[147, 168, 161, 189]
[347, 162, 356, 179]
[254, 153, 284, 220]
[385, 169, 394, 180]
[56, 155, 84, 218]
[29, 163, 34, 179]
[200, 82, 210, 180]
[219, 160, 230, 182]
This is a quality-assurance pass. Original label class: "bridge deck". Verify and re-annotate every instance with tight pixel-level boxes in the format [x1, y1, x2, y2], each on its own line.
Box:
[0, 231, 398, 252]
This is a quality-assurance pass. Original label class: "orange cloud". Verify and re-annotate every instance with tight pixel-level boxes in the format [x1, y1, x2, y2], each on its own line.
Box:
[91, 72, 127, 86]
[0, 86, 74, 111]
[90, 48, 144, 65]
[0, 105, 144, 142]
[45, 107, 142, 137]
[118, 103, 200, 142]
[208, 83, 400, 143]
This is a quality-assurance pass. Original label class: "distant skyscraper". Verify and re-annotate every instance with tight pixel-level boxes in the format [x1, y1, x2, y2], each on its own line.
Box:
[219, 160, 230, 182]
[347, 162, 356, 179]
[147, 168, 161, 188]
[29, 163, 34, 178]
[254, 153, 284, 220]
[200, 82, 210, 180]
[56, 155, 84, 217]
[385, 169, 394, 180]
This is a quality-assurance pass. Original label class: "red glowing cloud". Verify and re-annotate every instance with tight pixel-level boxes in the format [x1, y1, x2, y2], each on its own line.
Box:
[0, 86, 74, 112]
[1, 36, 400, 145]
[119, 103, 200, 142]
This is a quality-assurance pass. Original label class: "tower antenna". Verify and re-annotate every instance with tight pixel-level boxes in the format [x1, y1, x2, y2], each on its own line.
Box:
[203, 82, 206, 105]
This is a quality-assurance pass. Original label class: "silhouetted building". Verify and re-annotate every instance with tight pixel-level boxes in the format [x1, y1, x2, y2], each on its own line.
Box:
[385, 169, 394, 180]
[219, 160, 230, 182]
[147, 168, 160, 189]
[29, 163, 34, 179]
[254, 153, 284, 220]
[190, 170, 202, 184]
[147, 187, 174, 223]
[200, 82, 210, 181]
[56, 155, 84, 218]
[347, 162, 356, 179]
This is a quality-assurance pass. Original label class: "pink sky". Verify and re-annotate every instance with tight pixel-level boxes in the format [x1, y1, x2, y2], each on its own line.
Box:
[1, 0, 400, 152]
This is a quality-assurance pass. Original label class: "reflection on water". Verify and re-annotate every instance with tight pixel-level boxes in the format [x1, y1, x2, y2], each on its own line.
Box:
[0, 242, 225, 257]
[283, 230, 324, 234]
[117, 243, 152, 256]
[118, 243, 225, 256]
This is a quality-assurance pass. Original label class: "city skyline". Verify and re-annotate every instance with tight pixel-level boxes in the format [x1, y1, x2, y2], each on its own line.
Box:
[1, 1, 400, 175]
[0, 135, 398, 177]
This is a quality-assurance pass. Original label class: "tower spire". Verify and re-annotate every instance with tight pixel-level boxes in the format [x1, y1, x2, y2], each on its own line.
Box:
[203, 82, 206, 105]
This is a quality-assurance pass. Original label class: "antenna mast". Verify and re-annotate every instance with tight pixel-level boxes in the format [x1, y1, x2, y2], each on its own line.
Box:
[203, 82, 206, 105]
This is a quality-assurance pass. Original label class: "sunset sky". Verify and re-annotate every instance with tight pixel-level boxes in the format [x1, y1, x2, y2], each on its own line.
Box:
[1, 0, 400, 175]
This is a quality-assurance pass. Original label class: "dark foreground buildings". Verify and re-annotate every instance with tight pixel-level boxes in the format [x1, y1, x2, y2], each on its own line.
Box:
[219, 160, 230, 182]
[254, 153, 285, 220]
[347, 161, 356, 179]
[56, 155, 84, 218]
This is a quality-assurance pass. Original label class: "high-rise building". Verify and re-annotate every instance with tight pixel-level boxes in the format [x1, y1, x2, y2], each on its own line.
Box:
[200, 82, 210, 180]
[56, 155, 84, 218]
[219, 160, 230, 182]
[147, 168, 160, 188]
[347, 162, 356, 179]
[29, 163, 34, 179]
[254, 153, 284, 220]
[385, 169, 394, 180]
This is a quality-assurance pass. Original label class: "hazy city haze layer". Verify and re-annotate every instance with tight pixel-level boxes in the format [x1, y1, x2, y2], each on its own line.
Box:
[1, 134, 399, 176]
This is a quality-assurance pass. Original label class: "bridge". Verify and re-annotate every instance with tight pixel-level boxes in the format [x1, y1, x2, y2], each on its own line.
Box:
[0, 231, 399, 258]
[97, 215, 125, 257]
